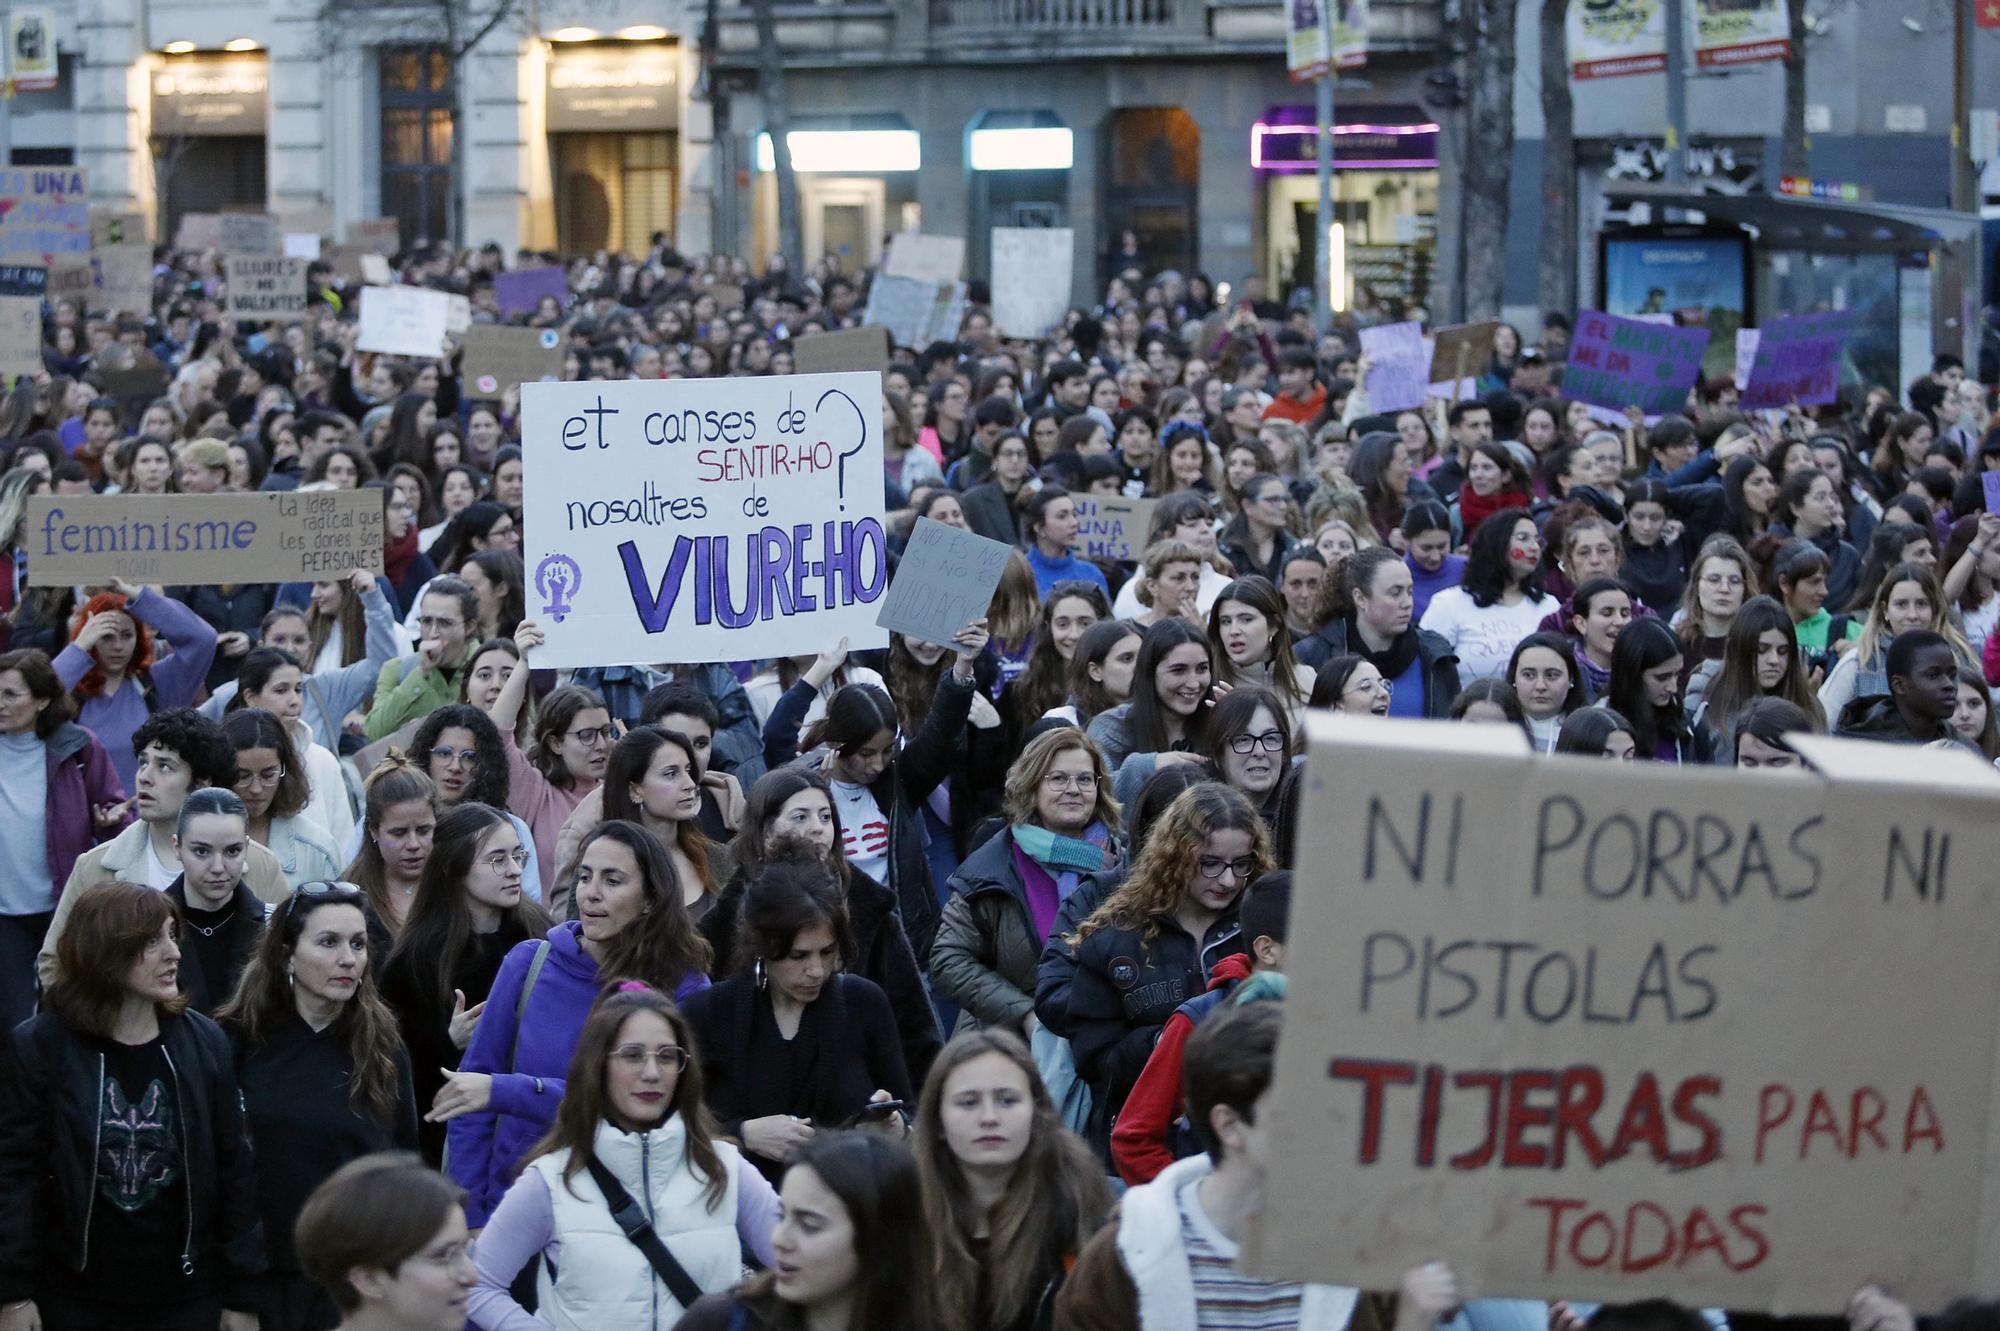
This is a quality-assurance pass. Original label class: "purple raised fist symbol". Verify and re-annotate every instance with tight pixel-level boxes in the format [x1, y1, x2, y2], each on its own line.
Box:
[535, 554, 581, 623]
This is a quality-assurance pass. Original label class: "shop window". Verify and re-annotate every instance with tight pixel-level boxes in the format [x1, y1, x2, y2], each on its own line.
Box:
[554, 133, 677, 255]
[380, 45, 454, 246]
[1103, 108, 1198, 286]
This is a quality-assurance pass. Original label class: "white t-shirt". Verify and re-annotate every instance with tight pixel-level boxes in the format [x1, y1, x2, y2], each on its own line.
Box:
[142, 831, 179, 889]
[830, 779, 890, 883]
[1418, 585, 1562, 689]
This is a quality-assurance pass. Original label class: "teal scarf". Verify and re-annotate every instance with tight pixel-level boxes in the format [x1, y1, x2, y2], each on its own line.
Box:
[1012, 822, 1108, 874]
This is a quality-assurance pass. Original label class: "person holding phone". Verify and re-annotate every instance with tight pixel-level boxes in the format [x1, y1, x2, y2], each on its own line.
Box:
[681, 848, 914, 1182]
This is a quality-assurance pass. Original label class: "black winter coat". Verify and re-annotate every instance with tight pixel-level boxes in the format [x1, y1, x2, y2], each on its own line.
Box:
[1293, 618, 1462, 718]
[0, 1009, 266, 1308]
[169, 582, 278, 692]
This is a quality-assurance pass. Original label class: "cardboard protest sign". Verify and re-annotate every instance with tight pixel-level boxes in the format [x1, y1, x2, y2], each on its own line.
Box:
[1072, 493, 1156, 562]
[283, 233, 322, 260]
[1741, 311, 1853, 409]
[1983, 472, 2000, 515]
[224, 256, 309, 321]
[1734, 327, 1760, 391]
[357, 285, 452, 358]
[874, 517, 1011, 646]
[521, 372, 889, 666]
[462, 325, 563, 397]
[0, 264, 47, 298]
[990, 227, 1073, 338]
[446, 294, 472, 336]
[359, 253, 394, 286]
[24, 490, 385, 586]
[219, 212, 281, 256]
[493, 266, 568, 316]
[883, 233, 965, 286]
[175, 212, 224, 252]
[92, 244, 155, 314]
[90, 209, 147, 247]
[790, 327, 890, 376]
[1245, 716, 2000, 1312]
[0, 167, 88, 263]
[707, 282, 746, 313]
[1431, 320, 1500, 387]
[320, 243, 370, 282]
[1359, 321, 1432, 413]
[47, 256, 92, 302]
[1564, 311, 1710, 416]
[276, 203, 334, 240]
[0, 295, 41, 378]
[347, 217, 401, 256]
[861, 275, 965, 350]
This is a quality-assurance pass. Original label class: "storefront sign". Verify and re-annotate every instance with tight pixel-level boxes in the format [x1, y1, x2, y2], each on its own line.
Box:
[150, 55, 268, 136]
[546, 43, 678, 132]
[5, 10, 59, 93]
[1569, 0, 1788, 78]
[1250, 117, 1440, 173]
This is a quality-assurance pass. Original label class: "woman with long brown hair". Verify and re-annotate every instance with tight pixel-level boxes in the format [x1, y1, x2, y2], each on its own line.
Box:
[914, 1029, 1113, 1331]
[219, 880, 419, 1331]
[1685, 595, 1826, 761]
[466, 985, 779, 1330]
[341, 754, 438, 943]
[553, 726, 723, 920]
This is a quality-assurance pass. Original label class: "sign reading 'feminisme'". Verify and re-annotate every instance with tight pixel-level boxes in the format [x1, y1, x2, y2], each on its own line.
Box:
[522, 373, 889, 667]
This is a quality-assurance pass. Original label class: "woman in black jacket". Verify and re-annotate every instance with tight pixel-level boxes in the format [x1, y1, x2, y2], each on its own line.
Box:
[379, 802, 550, 1164]
[682, 852, 914, 1183]
[701, 766, 941, 1086]
[219, 881, 419, 1331]
[1035, 782, 1263, 1153]
[0, 880, 265, 1331]
[163, 788, 270, 1015]
[760, 617, 988, 964]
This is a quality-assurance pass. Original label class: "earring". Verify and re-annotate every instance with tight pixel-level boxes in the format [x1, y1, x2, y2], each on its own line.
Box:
[753, 959, 767, 991]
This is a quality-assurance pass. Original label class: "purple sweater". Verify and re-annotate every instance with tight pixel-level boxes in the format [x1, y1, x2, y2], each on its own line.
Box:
[1408, 553, 1467, 625]
[447, 922, 711, 1227]
[53, 588, 217, 793]
[466, 1147, 778, 1331]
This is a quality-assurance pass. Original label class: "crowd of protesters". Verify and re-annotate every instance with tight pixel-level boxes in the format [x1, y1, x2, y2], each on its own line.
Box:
[0, 230, 1997, 1331]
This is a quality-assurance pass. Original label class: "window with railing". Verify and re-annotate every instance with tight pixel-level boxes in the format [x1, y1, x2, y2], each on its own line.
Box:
[929, 0, 1172, 29]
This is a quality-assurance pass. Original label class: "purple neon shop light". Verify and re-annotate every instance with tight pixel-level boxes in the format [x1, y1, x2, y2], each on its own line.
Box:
[1250, 119, 1441, 172]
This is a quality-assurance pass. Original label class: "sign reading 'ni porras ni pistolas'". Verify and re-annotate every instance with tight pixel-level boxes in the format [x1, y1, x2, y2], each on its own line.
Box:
[521, 373, 890, 667]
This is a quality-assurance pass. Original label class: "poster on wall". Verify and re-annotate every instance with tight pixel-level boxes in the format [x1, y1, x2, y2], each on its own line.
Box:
[1288, 0, 1368, 78]
[1570, 0, 1787, 77]
[1693, 0, 1789, 68]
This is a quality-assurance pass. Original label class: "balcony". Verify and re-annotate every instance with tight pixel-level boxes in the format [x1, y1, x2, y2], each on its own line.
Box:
[928, 0, 1174, 35]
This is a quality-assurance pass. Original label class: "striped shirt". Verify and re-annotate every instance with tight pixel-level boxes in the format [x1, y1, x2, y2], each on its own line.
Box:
[1178, 1175, 1305, 1329]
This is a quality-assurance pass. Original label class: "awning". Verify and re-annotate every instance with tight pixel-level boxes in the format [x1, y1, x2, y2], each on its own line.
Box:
[1603, 184, 1983, 255]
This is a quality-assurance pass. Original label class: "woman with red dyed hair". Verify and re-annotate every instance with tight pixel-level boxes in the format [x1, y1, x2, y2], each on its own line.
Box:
[54, 575, 218, 793]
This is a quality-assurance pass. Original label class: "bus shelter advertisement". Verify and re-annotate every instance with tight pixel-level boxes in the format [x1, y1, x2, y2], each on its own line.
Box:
[520, 373, 890, 667]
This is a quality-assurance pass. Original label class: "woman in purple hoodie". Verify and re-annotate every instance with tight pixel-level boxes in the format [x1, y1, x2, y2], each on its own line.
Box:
[53, 578, 217, 794]
[435, 819, 712, 1226]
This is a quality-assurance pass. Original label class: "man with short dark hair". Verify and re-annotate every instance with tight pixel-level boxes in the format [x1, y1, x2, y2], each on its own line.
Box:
[1262, 347, 1325, 424]
[1834, 629, 1964, 745]
[38, 710, 287, 985]
[1429, 400, 1493, 501]
[1058, 1002, 1462, 1331]
[1046, 358, 1091, 419]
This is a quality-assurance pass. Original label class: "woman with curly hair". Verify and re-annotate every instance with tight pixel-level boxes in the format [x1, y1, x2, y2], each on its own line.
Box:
[1418, 507, 1559, 689]
[219, 880, 419, 1331]
[405, 702, 540, 888]
[913, 1028, 1113, 1331]
[1036, 782, 1265, 1150]
[56, 576, 218, 793]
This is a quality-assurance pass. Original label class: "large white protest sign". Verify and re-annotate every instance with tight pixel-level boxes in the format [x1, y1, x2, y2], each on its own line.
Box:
[1359, 320, 1431, 413]
[356, 285, 451, 358]
[521, 373, 890, 667]
[1244, 717, 2000, 1313]
[990, 227, 1073, 338]
[883, 233, 965, 286]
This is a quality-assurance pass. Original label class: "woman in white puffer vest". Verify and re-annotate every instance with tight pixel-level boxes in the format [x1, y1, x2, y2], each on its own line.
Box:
[466, 982, 781, 1331]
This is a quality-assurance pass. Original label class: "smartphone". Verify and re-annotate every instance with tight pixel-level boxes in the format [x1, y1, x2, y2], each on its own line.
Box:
[848, 1099, 908, 1126]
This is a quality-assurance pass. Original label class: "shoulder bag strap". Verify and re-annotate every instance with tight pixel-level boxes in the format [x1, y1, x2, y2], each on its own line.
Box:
[506, 940, 553, 1073]
[584, 1157, 706, 1310]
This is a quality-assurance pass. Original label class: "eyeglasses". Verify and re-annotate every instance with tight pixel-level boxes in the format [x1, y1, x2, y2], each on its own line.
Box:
[611, 1044, 688, 1073]
[1197, 855, 1259, 881]
[567, 725, 616, 746]
[234, 764, 286, 788]
[1042, 771, 1098, 791]
[1227, 731, 1287, 754]
[430, 744, 479, 768]
[479, 848, 531, 871]
[1254, 492, 1289, 506]
[1344, 678, 1393, 697]
[1700, 574, 1746, 589]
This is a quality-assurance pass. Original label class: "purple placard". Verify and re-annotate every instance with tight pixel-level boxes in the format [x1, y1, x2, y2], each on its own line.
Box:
[1983, 473, 2000, 516]
[1563, 311, 1711, 417]
[493, 266, 570, 317]
[1740, 311, 1853, 409]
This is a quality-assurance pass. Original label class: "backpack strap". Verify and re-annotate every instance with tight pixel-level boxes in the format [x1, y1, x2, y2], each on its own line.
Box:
[584, 1157, 706, 1310]
[506, 940, 552, 1073]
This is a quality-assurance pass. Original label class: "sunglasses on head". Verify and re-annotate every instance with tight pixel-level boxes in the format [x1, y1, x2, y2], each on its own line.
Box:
[293, 880, 367, 905]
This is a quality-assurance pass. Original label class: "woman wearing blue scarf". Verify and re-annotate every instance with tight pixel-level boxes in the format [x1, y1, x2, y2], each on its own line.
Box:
[930, 727, 1124, 1036]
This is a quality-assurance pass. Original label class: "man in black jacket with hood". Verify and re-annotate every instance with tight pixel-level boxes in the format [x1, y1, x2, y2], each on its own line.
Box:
[1295, 546, 1460, 717]
[1835, 630, 1965, 746]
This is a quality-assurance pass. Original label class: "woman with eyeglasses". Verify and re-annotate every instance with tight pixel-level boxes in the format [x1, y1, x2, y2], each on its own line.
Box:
[467, 985, 780, 1330]
[164, 787, 271, 1015]
[0, 881, 263, 1331]
[1039, 782, 1262, 1153]
[1307, 654, 1393, 718]
[402, 703, 542, 896]
[219, 880, 419, 1331]
[226, 646, 355, 849]
[382, 803, 552, 1165]
[1217, 473, 1302, 585]
[1675, 534, 1759, 686]
[1194, 686, 1294, 830]
[222, 707, 344, 890]
[484, 619, 612, 901]
[441, 820, 711, 1230]
[682, 849, 914, 1182]
[295, 1154, 479, 1331]
[932, 729, 1124, 1039]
